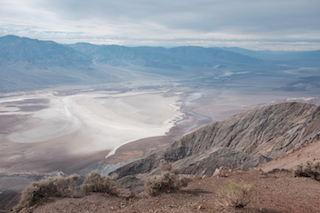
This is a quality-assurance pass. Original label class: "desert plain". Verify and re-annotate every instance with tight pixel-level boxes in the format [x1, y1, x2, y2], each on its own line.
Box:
[0, 88, 189, 174]
[1, 84, 319, 179]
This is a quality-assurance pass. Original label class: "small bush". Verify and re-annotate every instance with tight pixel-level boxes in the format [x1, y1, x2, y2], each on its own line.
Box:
[144, 160, 192, 196]
[14, 174, 79, 212]
[160, 159, 172, 172]
[213, 167, 230, 177]
[293, 160, 320, 181]
[81, 171, 118, 196]
[214, 179, 256, 210]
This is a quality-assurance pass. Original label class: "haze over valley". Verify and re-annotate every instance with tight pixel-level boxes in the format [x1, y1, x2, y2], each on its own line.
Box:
[0, 35, 320, 178]
[0, 34, 320, 213]
[1, 0, 320, 211]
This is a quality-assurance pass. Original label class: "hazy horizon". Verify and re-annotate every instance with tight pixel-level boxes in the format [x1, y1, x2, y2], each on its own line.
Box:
[1, 0, 319, 51]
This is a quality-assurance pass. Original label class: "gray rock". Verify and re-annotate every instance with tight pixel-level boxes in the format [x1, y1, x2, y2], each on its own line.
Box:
[112, 102, 320, 178]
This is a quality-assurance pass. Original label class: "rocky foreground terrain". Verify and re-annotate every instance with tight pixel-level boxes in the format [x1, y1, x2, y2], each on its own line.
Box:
[2, 102, 320, 212]
[16, 167, 320, 213]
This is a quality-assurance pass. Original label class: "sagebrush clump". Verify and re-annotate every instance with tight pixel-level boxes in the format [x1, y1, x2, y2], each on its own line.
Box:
[214, 179, 256, 210]
[144, 159, 192, 196]
[14, 174, 79, 212]
[293, 160, 320, 181]
[81, 171, 118, 195]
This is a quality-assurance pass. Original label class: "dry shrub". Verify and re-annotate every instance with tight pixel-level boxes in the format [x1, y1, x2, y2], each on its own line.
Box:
[160, 159, 172, 172]
[293, 160, 320, 180]
[81, 171, 118, 196]
[144, 160, 192, 196]
[213, 167, 230, 177]
[214, 179, 256, 210]
[14, 174, 79, 212]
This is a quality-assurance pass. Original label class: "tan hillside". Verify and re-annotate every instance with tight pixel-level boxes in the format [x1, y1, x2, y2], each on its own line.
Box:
[260, 139, 320, 172]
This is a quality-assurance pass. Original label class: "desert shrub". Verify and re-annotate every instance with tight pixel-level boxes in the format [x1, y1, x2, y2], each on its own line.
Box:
[293, 160, 320, 181]
[213, 167, 230, 177]
[214, 179, 256, 210]
[144, 160, 192, 196]
[14, 174, 79, 212]
[81, 171, 118, 196]
[160, 159, 172, 172]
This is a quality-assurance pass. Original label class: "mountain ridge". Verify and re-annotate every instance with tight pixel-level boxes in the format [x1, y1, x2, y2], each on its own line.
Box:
[1, 35, 320, 92]
[0, 35, 92, 67]
[112, 102, 320, 178]
[0, 35, 262, 92]
[67, 43, 261, 68]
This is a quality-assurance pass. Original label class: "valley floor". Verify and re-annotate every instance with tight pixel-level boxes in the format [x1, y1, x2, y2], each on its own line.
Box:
[1, 85, 319, 176]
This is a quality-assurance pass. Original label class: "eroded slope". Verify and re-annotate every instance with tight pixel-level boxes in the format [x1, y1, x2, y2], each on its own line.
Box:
[114, 102, 320, 177]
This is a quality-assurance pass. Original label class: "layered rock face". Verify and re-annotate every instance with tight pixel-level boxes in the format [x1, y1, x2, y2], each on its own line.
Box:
[113, 102, 320, 177]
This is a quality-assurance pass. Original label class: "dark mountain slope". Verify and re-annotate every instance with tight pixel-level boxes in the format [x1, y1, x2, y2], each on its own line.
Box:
[113, 102, 320, 177]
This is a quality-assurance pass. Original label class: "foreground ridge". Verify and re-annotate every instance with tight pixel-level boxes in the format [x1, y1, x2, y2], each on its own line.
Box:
[114, 102, 320, 178]
[18, 169, 320, 213]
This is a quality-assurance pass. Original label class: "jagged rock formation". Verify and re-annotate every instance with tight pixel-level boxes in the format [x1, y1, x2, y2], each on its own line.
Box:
[113, 102, 320, 177]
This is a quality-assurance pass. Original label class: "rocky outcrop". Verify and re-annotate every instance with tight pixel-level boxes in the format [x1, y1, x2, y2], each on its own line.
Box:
[113, 102, 320, 177]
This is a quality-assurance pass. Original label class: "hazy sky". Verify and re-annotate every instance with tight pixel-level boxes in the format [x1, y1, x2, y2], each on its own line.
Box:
[0, 0, 319, 50]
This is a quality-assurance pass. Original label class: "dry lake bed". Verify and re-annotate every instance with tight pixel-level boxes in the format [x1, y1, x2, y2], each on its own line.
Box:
[0, 86, 319, 177]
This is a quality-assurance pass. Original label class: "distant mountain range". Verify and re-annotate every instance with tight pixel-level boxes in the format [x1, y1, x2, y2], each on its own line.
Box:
[0, 35, 320, 92]
[0, 35, 261, 70]
[221, 47, 320, 63]
[0, 35, 91, 67]
[67, 43, 261, 69]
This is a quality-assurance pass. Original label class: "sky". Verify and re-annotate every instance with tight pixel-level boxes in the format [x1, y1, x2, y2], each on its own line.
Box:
[0, 0, 319, 50]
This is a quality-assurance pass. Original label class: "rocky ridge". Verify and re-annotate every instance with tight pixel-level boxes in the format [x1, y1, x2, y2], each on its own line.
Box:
[113, 102, 320, 178]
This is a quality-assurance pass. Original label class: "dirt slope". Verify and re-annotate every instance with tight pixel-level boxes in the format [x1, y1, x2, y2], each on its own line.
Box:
[260, 140, 320, 172]
[16, 169, 320, 213]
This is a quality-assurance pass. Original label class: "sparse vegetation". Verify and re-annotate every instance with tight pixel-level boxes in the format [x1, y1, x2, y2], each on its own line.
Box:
[144, 159, 192, 196]
[213, 179, 256, 210]
[81, 171, 119, 196]
[213, 167, 230, 177]
[14, 171, 120, 212]
[13, 174, 79, 212]
[293, 160, 320, 181]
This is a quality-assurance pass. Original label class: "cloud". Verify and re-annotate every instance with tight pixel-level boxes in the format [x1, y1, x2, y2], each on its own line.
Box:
[0, 0, 319, 50]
